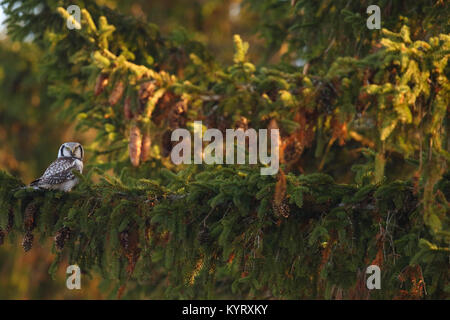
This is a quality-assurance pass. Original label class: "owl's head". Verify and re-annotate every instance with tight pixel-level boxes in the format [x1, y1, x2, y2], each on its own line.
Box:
[58, 142, 84, 160]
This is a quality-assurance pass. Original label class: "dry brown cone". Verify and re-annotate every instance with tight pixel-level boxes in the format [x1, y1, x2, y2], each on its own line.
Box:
[283, 138, 303, 163]
[94, 73, 109, 96]
[138, 81, 156, 111]
[119, 231, 129, 251]
[0, 208, 14, 246]
[168, 99, 188, 129]
[109, 81, 125, 106]
[22, 231, 34, 252]
[55, 226, 71, 251]
[151, 92, 178, 126]
[129, 124, 142, 167]
[140, 131, 151, 162]
[6, 207, 13, 233]
[24, 202, 38, 232]
[272, 200, 290, 218]
[119, 229, 140, 275]
[117, 228, 141, 299]
[162, 130, 173, 157]
[159, 92, 176, 110]
[123, 96, 133, 120]
[197, 225, 211, 245]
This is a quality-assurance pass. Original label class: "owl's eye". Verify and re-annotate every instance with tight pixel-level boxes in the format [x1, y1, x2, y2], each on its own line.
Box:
[74, 146, 83, 159]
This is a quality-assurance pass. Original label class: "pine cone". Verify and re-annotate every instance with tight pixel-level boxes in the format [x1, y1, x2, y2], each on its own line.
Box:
[55, 227, 71, 251]
[138, 81, 156, 111]
[0, 208, 14, 246]
[119, 231, 129, 251]
[162, 130, 173, 157]
[156, 91, 174, 110]
[283, 139, 303, 163]
[94, 73, 109, 96]
[272, 200, 290, 218]
[129, 124, 142, 167]
[317, 82, 336, 114]
[24, 202, 38, 232]
[140, 131, 151, 162]
[22, 231, 34, 252]
[168, 100, 188, 129]
[123, 96, 134, 120]
[120, 230, 141, 276]
[6, 207, 14, 233]
[197, 226, 211, 245]
[109, 81, 125, 106]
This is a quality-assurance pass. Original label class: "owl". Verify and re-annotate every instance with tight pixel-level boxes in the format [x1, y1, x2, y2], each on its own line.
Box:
[30, 142, 84, 192]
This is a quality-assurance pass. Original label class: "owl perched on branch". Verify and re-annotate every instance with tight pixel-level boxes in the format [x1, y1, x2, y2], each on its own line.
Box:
[30, 142, 84, 192]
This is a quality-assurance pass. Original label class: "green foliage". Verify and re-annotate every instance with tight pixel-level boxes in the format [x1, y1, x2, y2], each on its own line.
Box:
[1, 167, 448, 298]
[243, 0, 449, 68]
[0, 0, 448, 299]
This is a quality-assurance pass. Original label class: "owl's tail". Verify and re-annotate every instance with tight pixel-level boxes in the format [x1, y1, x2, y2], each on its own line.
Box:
[28, 179, 41, 189]
[11, 181, 41, 192]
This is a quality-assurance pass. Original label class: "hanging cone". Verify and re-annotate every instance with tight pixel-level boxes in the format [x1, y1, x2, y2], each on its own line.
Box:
[119, 231, 129, 251]
[162, 130, 173, 157]
[140, 131, 151, 162]
[94, 73, 109, 96]
[197, 226, 211, 245]
[22, 231, 34, 252]
[283, 136, 303, 164]
[138, 81, 156, 112]
[55, 226, 71, 251]
[272, 200, 290, 218]
[129, 124, 142, 167]
[6, 207, 13, 233]
[24, 202, 38, 232]
[168, 99, 188, 129]
[1, 208, 14, 245]
[109, 80, 125, 106]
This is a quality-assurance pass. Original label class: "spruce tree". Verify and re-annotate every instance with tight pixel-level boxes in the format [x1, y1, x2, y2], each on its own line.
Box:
[0, 0, 448, 299]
